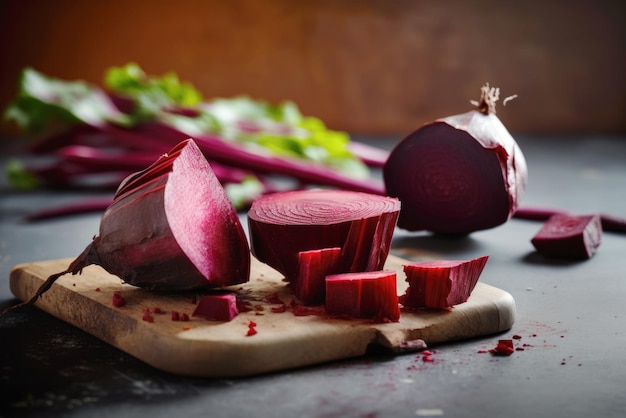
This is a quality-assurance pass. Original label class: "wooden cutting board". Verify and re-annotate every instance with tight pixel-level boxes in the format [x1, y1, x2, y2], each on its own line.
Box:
[9, 255, 515, 378]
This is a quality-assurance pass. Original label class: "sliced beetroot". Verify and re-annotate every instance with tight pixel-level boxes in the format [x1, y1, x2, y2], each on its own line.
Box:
[192, 293, 239, 321]
[11, 139, 251, 312]
[399, 255, 489, 310]
[247, 189, 400, 282]
[384, 84, 527, 234]
[325, 270, 400, 322]
[531, 214, 602, 259]
[294, 247, 342, 306]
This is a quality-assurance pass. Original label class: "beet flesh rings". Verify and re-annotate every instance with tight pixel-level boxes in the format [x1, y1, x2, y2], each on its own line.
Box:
[247, 190, 401, 283]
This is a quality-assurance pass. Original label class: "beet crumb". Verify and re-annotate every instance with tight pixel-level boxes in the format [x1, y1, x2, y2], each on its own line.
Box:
[171, 311, 180, 321]
[246, 320, 258, 336]
[112, 291, 126, 308]
[95, 288, 101, 292]
[153, 307, 165, 314]
[180, 313, 190, 321]
[490, 339, 514, 356]
[512, 334, 522, 340]
[142, 311, 154, 323]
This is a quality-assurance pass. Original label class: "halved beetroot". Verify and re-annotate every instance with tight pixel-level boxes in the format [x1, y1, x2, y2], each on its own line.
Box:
[531, 214, 602, 259]
[399, 255, 489, 310]
[325, 270, 400, 322]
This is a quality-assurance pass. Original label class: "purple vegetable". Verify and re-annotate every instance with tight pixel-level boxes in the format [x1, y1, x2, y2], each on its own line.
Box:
[294, 247, 342, 306]
[384, 84, 527, 234]
[247, 189, 400, 284]
[325, 270, 400, 322]
[10, 139, 251, 311]
[531, 214, 602, 259]
[399, 256, 489, 310]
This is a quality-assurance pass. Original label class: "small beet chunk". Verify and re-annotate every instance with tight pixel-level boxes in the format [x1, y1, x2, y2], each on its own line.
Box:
[294, 247, 342, 305]
[399, 255, 489, 310]
[192, 293, 239, 321]
[325, 270, 400, 322]
[531, 214, 602, 259]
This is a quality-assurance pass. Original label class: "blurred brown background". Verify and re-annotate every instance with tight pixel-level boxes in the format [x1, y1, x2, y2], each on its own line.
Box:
[1, 0, 624, 136]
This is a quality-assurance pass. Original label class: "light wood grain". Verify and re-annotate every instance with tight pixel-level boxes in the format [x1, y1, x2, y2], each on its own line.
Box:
[9, 255, 515, 378]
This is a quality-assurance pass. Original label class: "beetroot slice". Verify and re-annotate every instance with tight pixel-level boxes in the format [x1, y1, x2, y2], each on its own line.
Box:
[294, 247, 342, 306]
[192, 293, 239, 321]
[531, 214, 602, 259]
[384, 84, 527, 234]
[399, 255, 489, 310]
[247, 189, 400, 282]
[325, 270, 400, 322]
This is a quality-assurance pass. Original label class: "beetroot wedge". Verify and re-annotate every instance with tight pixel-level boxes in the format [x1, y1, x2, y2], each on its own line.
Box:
[531, 214, 602, 259]
[399, 255, 489, 310]
[247, 189, 400, 282]
[294, 247, 342, 305]
[325, 270, 400, 322]
[15, 139, 251, 310]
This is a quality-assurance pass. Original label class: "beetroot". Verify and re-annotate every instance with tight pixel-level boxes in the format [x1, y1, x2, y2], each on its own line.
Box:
[384, 84, 527, 234]
[247, 189, 400, 283]
[13, 139, 251, 310]
[192, 293, 239, 321]
[531, 214, 602, 259]
[399, 255, 489, 310]
[294, 247, 342, 305]
[325, 270, 400, 322]
[490, 339, 515, 356]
